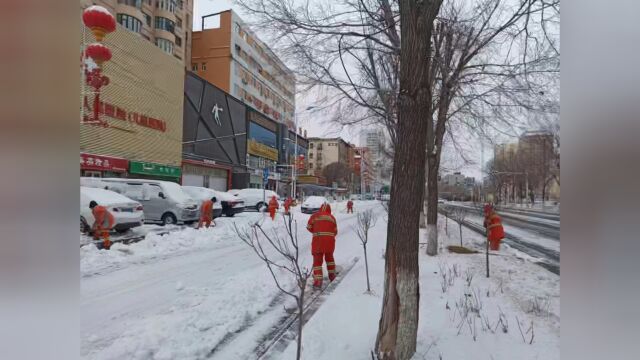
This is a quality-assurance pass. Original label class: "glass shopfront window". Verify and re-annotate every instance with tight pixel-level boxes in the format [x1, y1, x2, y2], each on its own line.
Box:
[248, 122, 276, 148]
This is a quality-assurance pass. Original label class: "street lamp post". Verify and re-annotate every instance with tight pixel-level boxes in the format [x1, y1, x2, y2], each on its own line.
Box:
[292, 106, 316, 199]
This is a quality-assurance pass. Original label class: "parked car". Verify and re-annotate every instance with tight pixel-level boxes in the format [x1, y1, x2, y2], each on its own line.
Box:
[231, 188, 280, 211]
[438, 198, 446, 204]
[381, 194, 391, 201]
[301, 196, 328, 214]
[80, 186, 144, 234]
[80, 177, 199, 225]
[183, 186, 244, 217]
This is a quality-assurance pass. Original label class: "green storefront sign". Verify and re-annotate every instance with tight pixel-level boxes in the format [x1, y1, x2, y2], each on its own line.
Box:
[129, 161, 181, 178]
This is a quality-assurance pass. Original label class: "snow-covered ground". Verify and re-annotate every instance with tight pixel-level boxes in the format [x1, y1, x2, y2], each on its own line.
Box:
[278, 208, 559, 359]
[80, 200, 378, 359]
[81, 201, 559, 359]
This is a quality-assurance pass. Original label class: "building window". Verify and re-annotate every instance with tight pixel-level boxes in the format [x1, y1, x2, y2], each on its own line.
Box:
[155, 38, 174, 54]
[156, 0, 177, 13]
[154, 16, 175, 33]
[176, 17, 182, 28]
[201, 62, 207, 70]
[118, 0, 143, 9]
[192, 63, 198, 71]
[117, 14, 143, 33]
[143, 13, 151, 26]
[175, 35, 182, 47]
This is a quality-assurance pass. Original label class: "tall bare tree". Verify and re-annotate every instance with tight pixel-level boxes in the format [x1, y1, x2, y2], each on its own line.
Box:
[322, 161, 354, 187]
[375, 2, 442, 359]
[423, 0, 560, 255]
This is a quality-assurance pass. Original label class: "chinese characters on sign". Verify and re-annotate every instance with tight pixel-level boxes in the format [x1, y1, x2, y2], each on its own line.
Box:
[82, 96, 167, 132]
[80, 153, 128, 172]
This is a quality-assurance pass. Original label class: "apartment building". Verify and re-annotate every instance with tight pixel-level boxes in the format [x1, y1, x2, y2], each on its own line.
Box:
[306, 138, 355, 176]
[354, 147, 375, 193]
[191, 10, 296, 130]
[81, 0, 194, 64]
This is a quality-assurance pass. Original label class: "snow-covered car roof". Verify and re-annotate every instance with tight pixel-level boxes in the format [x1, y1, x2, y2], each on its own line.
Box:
[303, 196, 327, 207]
[80, 186, 139, 206]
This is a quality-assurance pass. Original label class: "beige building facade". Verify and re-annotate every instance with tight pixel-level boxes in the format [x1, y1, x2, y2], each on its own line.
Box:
[307, 138, 355, 176]
[80, 19, 185, 179]
[81, 0, 194, 64]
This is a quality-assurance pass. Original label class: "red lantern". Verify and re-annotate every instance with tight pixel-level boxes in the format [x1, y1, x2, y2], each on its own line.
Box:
[83, 5, 116, 42]
[85, 43, 112, 67]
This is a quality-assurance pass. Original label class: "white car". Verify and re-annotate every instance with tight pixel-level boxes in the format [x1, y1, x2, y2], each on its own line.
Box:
[182, 186, 243, 217]
[80, 186, 144, 234]
[231, 188, 280, 211]
[381, 194, 391, 201]
[301, 196, 328, 214]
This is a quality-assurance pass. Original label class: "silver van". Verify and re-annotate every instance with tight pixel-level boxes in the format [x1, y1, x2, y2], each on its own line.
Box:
[80, 177, 199, 225]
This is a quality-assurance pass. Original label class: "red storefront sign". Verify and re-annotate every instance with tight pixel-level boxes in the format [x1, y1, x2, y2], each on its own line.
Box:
[82, 96, 167, 132]
[80, 153, 128, 172]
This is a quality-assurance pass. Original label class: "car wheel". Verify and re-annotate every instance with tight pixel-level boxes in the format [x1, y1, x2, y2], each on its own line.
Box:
[256, 202, 264, 212]
[80, 217, 90, 234]
[161, 213, 177, 226]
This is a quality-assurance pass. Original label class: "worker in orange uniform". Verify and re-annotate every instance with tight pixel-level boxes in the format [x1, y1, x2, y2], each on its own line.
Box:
[198, 196, 217, 229]
[346, 199, 354, 213]
[90, 200, 115, 250]
[283, 195, 293, 215]
[268, 195, 279, 220]
[483, 203, 505, 250]
[307, 203, 338, 289]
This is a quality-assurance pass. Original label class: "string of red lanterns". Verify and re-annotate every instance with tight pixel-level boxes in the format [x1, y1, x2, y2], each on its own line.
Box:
[82, 5, 115, 126]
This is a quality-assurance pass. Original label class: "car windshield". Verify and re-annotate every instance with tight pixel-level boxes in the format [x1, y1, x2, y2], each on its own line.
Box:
[162, 182, 194, 204]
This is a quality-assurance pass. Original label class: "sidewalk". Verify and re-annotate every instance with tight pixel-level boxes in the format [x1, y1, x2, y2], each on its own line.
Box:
[278, 211, 560, 359]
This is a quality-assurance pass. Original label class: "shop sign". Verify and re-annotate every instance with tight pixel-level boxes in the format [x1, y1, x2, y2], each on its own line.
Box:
[129, 161, 181, 178]
[82, 96, 167, 132]
[248, 139, 279, 161]
[80, 153, 128, 172]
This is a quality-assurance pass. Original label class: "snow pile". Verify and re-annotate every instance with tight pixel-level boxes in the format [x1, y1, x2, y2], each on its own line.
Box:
[81, 214, 266, 277]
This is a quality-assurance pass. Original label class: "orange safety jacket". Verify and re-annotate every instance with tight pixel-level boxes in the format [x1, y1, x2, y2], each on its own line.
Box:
[307, 207, 338, 254]
[484, 212, 505, 242]
[92, 205, 114, 230]
[200, 199, 213, 220]
[268, 197, 279, 211]
[284, 198, 293, 210]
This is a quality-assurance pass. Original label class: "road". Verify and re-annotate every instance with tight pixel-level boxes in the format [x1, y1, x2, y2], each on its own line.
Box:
[439, 202, 560, 274]
[81, 201, 377, 360]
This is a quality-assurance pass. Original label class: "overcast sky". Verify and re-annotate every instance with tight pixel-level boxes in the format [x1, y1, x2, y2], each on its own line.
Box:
[192, 0, 498, 180]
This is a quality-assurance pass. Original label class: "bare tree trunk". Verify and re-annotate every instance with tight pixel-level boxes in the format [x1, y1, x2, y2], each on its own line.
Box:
[297, 291, 304, 360]
[425, 156, 439, 256]
[419, 165, 428, 228]
[459, 223, 463, 247]
[375, 1, 441, 358]
[364, 243, 371, 292]
[485, 231, 490, 278]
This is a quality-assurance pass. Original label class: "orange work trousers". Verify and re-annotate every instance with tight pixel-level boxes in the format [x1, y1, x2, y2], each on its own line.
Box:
[312, 252, 336, 287]
[94, 228, 111, 250]
[198, 217, 214, 228]
[269, 209, 276, 220]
